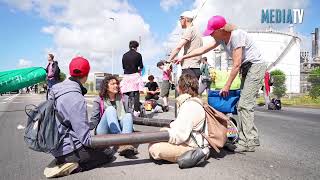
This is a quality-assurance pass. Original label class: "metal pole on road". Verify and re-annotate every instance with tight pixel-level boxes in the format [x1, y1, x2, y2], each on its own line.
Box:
[133, 117, 172, 127]
[91, 131, 169, 148]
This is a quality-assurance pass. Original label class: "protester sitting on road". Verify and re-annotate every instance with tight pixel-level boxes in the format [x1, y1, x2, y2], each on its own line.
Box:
[157, 61, 172, 112]
[43, 57, 114, 178]
[176, 15, 266, 152]
[145, 75, 160, 100]
[120, 40, 144, 117]
[148, 73, 210, 163]
[90, 75, 137, 157]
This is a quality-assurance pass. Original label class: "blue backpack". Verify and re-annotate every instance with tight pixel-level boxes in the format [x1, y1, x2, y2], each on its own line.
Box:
[24, 92, 76, 153]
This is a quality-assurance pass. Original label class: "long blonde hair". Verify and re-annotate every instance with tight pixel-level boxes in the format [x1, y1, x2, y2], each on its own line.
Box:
[222, 23, 237, 32]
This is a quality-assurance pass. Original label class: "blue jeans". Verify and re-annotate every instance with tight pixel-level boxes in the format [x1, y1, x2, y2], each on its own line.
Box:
[47, 79, 58, 89]
[96, 106, 133, 135]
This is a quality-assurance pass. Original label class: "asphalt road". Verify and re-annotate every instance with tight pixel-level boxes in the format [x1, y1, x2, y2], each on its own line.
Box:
[0, 93, 319, 180]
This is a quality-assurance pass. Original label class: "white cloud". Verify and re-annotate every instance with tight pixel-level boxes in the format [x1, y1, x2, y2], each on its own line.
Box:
[191, 0, 309, 32]
[41, 25, 56, 34]
[17, 59, 32, 68]
[160, 0, 182, 11]
[4, 0, 162, 76]
[166, 0, 310, 52]
[2, 0, 34, 11]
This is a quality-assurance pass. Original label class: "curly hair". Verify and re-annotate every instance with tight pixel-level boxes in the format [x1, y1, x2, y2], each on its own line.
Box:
[99, 75, 120, 99]
[178, 73, 199, 97]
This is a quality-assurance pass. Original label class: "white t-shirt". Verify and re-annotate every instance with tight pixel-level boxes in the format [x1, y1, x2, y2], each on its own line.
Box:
[217, 29, 264, 64]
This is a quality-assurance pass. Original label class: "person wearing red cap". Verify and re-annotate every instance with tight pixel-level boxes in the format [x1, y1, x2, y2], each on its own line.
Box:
[177, 16, 267, 152]
[43, 57, 114, 178]
[167, 10, 203, 80]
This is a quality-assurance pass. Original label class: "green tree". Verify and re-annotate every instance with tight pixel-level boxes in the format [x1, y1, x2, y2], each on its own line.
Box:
[307, 67, 320, 99]
[270, 69, 287, 98]
[59, 72, 67, 82]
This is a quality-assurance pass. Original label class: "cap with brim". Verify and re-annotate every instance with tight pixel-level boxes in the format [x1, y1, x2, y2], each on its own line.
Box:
[180, 11, 194, 19]
[69, 57, 90, 77]
[203, 15, 227, 36]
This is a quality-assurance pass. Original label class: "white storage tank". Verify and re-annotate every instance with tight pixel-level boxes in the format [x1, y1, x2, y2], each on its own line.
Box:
[248, 29, 301, 93]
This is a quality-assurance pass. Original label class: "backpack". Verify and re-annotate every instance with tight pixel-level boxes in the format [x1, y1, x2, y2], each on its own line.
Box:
[52, 61, 61, 81]
[268, 98, 281, 110]
[189, 99, 229, 153]
[24, 91, 76, 153]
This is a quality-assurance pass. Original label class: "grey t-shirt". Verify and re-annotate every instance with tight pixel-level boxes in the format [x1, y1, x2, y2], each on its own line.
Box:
[217, 29, 264, 64]
[181, 26, 203, 69]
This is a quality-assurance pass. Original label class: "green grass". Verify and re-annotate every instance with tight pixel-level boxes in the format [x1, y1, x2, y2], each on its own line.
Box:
[257, 95, 320, 108]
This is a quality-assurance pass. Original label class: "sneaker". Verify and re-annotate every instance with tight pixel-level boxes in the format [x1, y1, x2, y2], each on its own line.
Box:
[234, 144, 255, 152]
[225, 143, 255, 152]
[133, 111, 140, 117]
[162, 106, 169, 112]
[44, 159, 79, 178]
[118, 145, 138, 157]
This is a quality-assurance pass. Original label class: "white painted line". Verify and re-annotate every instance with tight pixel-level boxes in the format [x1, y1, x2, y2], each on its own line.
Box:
[17, 124, 25, 130]
[4, 96, 12, 101]
[12, 101, 24, 104]
[87, 104, 93, 107]
[169, 105, 174, 108]
[1, 102, 7, 104]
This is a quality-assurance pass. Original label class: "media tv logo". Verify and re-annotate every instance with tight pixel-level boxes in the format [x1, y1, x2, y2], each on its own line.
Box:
[261, 9, 304, 24]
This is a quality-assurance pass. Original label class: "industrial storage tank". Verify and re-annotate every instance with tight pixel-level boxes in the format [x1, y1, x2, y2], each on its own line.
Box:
[248, 28, 301, 93]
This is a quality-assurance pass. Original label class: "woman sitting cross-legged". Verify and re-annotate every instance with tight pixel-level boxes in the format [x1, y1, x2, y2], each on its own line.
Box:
[90, 75, 138, 157]
[148, 73, 210, 163]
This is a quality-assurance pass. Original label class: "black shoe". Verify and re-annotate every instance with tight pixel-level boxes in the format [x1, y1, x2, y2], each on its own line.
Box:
[162, 106, 169, 112]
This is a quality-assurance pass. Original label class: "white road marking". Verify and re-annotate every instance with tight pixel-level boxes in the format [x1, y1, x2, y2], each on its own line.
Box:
[4, 94, 19, 101]
[87, 104, 93, 107]
[12, 101, 24, 104]
[17, 124, 25, 130]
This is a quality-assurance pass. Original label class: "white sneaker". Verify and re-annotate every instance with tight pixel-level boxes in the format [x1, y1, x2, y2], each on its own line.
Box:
[44, 159, 79, 178]
[133, 111, 140, 117]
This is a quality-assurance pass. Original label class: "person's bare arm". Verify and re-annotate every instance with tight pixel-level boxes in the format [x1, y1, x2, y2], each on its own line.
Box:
[220, 47, 242, 97]
[177, 41, 219, 63]
[167, 39, 189, 62]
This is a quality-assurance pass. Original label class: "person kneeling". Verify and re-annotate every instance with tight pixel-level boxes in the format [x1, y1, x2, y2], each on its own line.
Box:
[148, 73, 210, 163]
[90, 75, 138, 157]
[44, 57, 114, 178]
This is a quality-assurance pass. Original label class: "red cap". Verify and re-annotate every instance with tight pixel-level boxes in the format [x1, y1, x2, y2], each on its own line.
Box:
[69, 57, 90, 77]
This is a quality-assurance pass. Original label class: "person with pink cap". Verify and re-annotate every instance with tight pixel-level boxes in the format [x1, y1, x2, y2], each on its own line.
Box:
[177, 16, 267, 152]
[167, 10, 203, 79]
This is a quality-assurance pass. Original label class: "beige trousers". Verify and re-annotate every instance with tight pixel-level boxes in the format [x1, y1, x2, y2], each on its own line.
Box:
[148, 142, 193, 163]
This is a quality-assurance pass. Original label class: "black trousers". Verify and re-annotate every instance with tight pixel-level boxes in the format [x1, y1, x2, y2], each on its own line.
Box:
[55, 146, 113, 171]
[182, 68, 201, 80]
[145, 93, 159, 100]
[124, 91, 140, 112]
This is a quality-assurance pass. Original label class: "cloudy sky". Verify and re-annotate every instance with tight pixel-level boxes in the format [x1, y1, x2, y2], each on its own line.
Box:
[0, 0, 319, 77]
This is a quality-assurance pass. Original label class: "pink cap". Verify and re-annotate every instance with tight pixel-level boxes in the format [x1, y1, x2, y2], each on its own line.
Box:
[203, 15, 227, 36]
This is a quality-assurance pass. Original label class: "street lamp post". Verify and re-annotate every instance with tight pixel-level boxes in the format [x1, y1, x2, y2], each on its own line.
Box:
[108, 17, 115, 74]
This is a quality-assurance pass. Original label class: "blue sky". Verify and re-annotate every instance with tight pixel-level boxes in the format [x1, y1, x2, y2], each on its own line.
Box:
[0, 0, 319, 74]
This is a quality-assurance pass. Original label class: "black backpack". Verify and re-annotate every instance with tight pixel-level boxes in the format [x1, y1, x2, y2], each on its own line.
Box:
[52, 61, 61, 81]
[24, 92, 76, 153]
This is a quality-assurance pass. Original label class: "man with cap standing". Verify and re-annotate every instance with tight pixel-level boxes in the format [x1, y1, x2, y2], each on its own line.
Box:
[43, 57, 114, 178]
[177, 16, 266, 152]
[167, 10, 203, 80]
